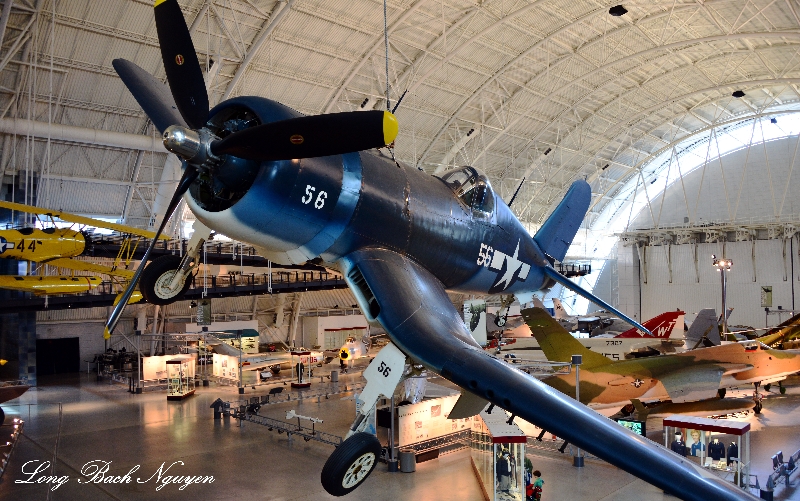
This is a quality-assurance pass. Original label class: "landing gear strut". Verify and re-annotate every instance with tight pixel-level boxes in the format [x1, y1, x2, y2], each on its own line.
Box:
[753, 382, 763, 414]
[320, 343, 407, 496]
[140, 220, 211, 305]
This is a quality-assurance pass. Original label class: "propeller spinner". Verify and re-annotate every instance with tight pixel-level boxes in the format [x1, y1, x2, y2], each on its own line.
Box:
[105, 0, 398, 338]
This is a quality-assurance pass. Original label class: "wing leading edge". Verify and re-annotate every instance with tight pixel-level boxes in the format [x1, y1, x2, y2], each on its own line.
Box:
[341, 248, 754, 501]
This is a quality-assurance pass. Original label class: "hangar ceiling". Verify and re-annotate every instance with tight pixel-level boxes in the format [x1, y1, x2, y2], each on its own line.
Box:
[0, 0, 799, 250]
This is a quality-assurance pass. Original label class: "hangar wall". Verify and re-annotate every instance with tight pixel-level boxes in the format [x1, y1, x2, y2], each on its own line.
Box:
[606, 132, 800, 328]
[637, 239, 797, 329]
[36, 321, 105, 371]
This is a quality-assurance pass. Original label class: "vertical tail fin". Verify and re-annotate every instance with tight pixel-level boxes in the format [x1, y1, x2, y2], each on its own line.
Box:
[532, 180, 591, 262]
[521, 307, 612, 369]
[685, 309, 720, 349]
[616, 310, 684, 339]
[551, 298, 568, 319]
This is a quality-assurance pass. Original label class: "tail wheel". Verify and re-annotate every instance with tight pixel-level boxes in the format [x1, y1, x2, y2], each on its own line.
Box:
[321, 432, 381, 496]
[140, 255, 192, 305]
[717, 388, 726, 399]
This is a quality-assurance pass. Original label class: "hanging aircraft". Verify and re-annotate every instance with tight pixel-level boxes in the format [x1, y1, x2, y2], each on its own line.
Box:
[103, 2, 753, 499]
[523, 307, 800, 415]
[0, 200, 168, 299]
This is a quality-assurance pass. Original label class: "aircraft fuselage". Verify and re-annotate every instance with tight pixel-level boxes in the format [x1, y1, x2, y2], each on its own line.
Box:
[544, 341, 800, 406]
[187, 97, 549, 298]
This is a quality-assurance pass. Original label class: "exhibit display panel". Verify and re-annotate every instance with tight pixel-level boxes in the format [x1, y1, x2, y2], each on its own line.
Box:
[396, 394, 470, 447]
[166, 359, 195, 400]
[142, 354, 196, 381]
[470, 408, 527, 501]
[212, 353, 240, 381]
[663, 415, 751, 489]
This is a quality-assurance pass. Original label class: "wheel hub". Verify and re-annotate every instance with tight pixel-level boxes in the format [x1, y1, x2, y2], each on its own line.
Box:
[342, 452, 375, 489]
[153, 270, 184, 300]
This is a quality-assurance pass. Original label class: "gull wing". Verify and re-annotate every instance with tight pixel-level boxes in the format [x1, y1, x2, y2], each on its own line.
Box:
[341, 248, 752, 501]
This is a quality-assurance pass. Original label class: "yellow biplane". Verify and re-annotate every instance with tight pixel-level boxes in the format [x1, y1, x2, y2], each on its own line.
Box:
[0, 200, 169, 302]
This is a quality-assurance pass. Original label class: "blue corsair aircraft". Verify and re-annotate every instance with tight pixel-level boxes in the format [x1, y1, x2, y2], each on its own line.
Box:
[104, 2, 754, 500]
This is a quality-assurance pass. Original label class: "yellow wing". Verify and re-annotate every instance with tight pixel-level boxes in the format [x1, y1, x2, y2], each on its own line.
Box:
[0, 200, 170, 240]
[46, 257, 135, 280]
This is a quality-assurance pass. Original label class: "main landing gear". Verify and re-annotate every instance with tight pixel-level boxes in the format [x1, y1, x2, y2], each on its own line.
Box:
[140, 220, 211, 305]
[753, 382, 763, 414]
[320, 343, 407, 496]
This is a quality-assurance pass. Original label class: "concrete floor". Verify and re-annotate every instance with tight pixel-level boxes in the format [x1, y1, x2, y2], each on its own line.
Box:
[0, 369, 799, 501]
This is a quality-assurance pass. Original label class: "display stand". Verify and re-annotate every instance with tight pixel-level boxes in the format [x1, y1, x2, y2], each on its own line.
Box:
[470, 408, 527, 501]
[663, 415, 750, 489]
[166, 359, 195, 400]
[290, 350, 312, 388]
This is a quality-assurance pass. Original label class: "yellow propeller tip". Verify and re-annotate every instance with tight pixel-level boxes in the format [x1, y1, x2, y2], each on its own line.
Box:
[103, 327, 111, 340]
[0, 359, 7, 366]
[383, 111, 399, 145]
[154, 0, 169, 7]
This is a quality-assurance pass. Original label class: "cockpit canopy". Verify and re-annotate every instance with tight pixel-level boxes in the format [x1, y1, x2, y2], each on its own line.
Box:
[438, 166, 495, 217]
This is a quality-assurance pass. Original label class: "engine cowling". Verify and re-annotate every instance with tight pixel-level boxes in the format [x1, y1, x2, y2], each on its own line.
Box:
[186, 96, 362, 265]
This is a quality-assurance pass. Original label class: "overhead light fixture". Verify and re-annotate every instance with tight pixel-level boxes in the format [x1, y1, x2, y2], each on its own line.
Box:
[609, 5, 627, 16]
[602, 164, 609, 170]
[544, 148, 552, 155]
[732, 90, 745, 98]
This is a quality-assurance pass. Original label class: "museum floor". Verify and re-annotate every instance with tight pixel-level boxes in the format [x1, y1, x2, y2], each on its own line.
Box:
[1, 368, 800, 501]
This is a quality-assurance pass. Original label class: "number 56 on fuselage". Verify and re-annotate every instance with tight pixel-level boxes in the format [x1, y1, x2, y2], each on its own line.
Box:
[184, 96, 625, 316]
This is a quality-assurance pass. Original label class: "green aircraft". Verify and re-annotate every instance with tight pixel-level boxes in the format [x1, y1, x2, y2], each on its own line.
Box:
[757, 312, 800, 349]
[522, 307, 800, 414]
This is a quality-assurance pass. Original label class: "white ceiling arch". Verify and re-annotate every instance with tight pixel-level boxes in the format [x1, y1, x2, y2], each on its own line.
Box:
[0, 0, 797, 235]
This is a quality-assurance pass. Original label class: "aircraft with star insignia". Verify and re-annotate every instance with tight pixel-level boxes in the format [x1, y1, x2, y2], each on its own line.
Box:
[101, 1, 755, 499]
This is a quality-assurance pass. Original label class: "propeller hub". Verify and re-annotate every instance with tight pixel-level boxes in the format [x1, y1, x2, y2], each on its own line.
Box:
[163, 125, 220, 169]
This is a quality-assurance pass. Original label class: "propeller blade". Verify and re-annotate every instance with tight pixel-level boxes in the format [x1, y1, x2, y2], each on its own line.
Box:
[541, 265, 652, 336]
[210, 110, 399, 161]
[112, 58, 187, 134]
[154, 0, 209, 129]
[104, 165, 199, 338]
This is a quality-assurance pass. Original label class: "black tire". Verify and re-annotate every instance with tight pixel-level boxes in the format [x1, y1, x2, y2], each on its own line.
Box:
[140, 255, 192, 305]
[321, 432, 381, 496]
[780, 386, 787, 395]
[754, 402, 763, 414]
[0, 407, 5, 425]
[764, 383, 771, 392]
[718, 388, 726, 399]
